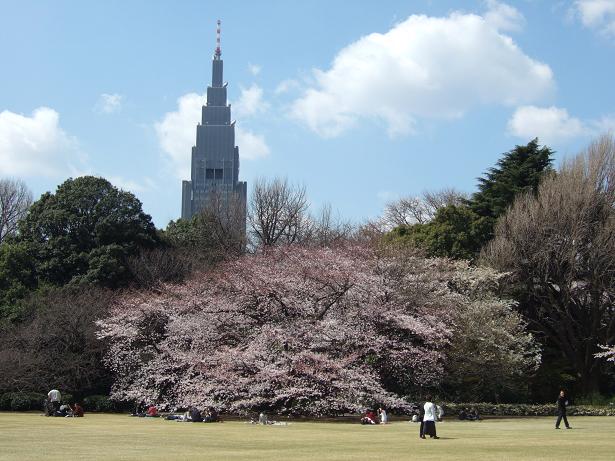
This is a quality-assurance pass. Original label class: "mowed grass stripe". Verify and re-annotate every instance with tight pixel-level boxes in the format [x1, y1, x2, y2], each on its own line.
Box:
[0, 413, 613, 460]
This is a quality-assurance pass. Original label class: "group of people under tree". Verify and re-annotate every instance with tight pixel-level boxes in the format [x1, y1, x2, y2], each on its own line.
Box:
[44, 389, 84, 417]
[42, 388, 572, 433]
[131, 400, 158, 418]
[131, 401, 220, 423]
[360, 408, 388, 425]
[458, 408, 481, 421]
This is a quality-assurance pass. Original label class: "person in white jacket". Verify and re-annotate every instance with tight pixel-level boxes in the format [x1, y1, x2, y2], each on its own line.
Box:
[421, 396, 439, 439]
[378, 407, 388, 424]
[47, 389, 61, 415]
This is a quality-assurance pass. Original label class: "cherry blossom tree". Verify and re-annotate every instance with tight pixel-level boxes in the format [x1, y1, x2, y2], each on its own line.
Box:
[443, 265, 541, 402]
[99, 243, 537, 414]
[596, 346, 615, 362]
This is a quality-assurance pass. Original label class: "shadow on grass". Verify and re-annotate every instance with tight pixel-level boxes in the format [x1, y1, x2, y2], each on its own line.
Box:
[417, 437, 458, 440]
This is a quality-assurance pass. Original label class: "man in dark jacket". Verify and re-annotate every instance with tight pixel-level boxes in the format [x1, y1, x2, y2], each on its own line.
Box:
[555, 390, 571, 429]
[189, 406, 203, 422]
[418, 402, 425, 438]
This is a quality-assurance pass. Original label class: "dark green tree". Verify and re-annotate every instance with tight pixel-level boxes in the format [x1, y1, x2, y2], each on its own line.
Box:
[387, 139, 554, 259]
[468, 138, 554, 237]
[387, 205, 491, 260]
[0, 241, 37, 321]
[16, 176, 159, 287]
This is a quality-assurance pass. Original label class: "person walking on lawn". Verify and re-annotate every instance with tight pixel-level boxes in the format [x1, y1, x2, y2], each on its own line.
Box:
[555, 390, 571, 429]
[421, 395, 439, 439]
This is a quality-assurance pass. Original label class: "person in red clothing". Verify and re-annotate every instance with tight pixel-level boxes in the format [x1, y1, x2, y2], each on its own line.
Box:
[146, 405, 158, 417]
[361, 409, 378, 425]
[72, 403, 84, 417]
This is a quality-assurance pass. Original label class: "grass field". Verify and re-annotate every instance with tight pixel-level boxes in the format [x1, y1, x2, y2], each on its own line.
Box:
[1, 413, 614, 460]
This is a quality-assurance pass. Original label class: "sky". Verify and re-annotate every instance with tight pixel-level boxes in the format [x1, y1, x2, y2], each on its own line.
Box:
[1, 0, 615, 227]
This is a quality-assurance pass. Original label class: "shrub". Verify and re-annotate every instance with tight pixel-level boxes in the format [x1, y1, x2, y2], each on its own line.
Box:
[82, 395, 116, 412]
[441, 402, 615, 417]
[0, 392, 46, 411]
[0, 393, 12, 410]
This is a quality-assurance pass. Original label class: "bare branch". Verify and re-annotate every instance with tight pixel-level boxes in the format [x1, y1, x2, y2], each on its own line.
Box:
[0, 178, 32, 243]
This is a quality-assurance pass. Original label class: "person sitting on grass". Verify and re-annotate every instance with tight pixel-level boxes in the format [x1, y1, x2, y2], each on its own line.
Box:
[146, 405, 159, 417]
[131, 400, 147, 417]
[361, 409, 378, 425]
[59, 404, 72, 417]
[189, 406, 203, 422]
[72, 403, 84, 417]
[204, 407, 219, 423]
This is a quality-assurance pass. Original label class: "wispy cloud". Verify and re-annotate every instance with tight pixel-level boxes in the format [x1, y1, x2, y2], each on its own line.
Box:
[234, 84, 269, 118]
[484, 0, 526, 32]
[107, 175, 156, 193]
[573, 0, 615, 37]
[95, 93, 123, 114]
[248, 63, 261, 76]
[275, 79, 301, 95]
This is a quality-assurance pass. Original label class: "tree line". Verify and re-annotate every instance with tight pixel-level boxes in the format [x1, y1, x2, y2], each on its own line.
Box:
[0, 135, 614, 409]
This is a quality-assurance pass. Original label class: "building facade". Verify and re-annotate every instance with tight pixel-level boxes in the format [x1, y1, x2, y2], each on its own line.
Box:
[181, 24, 247, 232]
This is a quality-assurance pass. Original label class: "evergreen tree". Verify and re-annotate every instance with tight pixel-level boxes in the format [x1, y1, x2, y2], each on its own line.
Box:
[387, 139, 554, 259]
[468, 138, 554, 233]
[16, 176, 159, 288]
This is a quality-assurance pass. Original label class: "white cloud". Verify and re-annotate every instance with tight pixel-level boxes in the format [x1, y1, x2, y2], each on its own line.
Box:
[155, 92, 202, 179]
[275, 79, 301, 95]
[0, 107, 83, 177]
[290, 12, 554, 138]
[376, 190, 399, 202]
[95, 93, 123, 114]
[234, 84, 268, 118]
[574, 0, 615, 36]
[508, 106, 615, 144]
[484, 0, 526, 32]
[236, 126, 270, 160]
[507, 106, 588, 143]
[155, 92, 270, 179]
[595, 115, 615, 132]
[248, 63, 261, 76]
[107, 175, 155, 193]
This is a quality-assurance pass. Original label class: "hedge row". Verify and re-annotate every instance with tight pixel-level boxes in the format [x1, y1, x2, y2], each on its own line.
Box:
[0, 393, 46, 411]
[0, 393, 116, 412]
[2, 395, 614, 416]
[442, 402, 615, 417]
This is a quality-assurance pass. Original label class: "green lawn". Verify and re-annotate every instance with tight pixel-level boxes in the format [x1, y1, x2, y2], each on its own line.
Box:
[0, 413, 613, 460]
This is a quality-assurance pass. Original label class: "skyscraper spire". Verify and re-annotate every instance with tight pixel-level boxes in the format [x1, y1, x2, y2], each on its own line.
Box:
[215, 19, 221, 59]
[182, 20, 246, 236]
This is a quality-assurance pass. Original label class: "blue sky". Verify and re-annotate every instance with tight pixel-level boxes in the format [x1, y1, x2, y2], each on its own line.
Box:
[1, 0, 614, 227]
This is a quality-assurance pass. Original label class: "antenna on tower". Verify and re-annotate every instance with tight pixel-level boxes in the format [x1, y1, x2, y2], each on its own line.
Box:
[215, 19, 221, 58]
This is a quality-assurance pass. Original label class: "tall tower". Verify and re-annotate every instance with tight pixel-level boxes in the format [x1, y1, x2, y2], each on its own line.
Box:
[181, 20, 247, 233]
